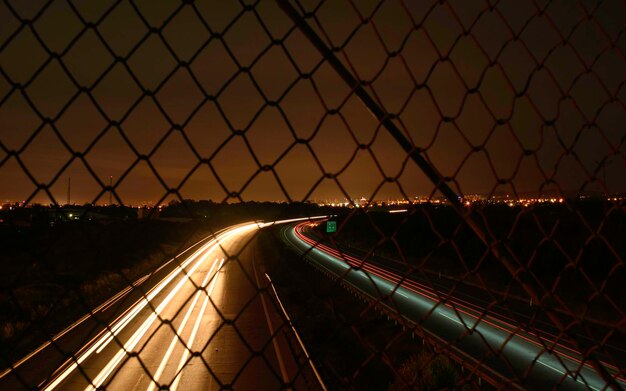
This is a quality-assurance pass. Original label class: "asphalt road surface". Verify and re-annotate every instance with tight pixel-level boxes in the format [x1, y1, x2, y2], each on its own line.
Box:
[282, 222, 626, 391]
[1, 219, 326, 390]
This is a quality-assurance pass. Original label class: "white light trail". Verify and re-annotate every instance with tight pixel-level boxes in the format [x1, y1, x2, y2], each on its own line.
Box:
[170, 258, 225, 391]
[147, 258, 220, 391]
[45, 223, 258, 391]
[84, 251, 218, 390]
[44, 241, 214, 391]
[258, 215, 328, 228]
[93, 246, 212, 354]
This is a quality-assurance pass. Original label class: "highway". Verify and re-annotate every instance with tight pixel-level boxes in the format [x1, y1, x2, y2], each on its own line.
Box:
[0, 219, 326, 390]
[282, 222, 626, 391]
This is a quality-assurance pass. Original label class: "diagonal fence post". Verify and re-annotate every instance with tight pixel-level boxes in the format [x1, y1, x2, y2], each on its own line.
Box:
[275, 0, 621, 389]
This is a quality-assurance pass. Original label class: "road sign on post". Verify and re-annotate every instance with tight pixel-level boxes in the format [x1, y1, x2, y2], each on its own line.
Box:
[326, 221, 337, 233]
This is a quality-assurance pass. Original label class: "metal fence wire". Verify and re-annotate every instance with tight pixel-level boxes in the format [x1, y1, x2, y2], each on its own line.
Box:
[0, 0, 625, 390]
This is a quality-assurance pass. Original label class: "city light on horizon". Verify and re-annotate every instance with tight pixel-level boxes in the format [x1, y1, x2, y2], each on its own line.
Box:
[1, 2, 624, 207]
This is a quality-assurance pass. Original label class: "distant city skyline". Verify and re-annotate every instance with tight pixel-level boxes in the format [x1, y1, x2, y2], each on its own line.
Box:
[2, 189, 624, 210]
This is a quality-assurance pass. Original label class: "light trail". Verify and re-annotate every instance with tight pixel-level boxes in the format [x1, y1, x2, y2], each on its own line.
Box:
[44, 240, 215, 391]
[44, 224, 257, 391]
[170, 258, 225, 391]
[99, 275, 149, 313]
[1, 231, 222, 383]
[287, 222, 625, 390]
[92, 236, 233, 355]
[84, 251, 219, 390]
[85, 227, 254, 390]
[37, 217, 327, 390]
[146, 258, 220, 391]
[293, 223, 607, 367]
[92, 240, 216, 354]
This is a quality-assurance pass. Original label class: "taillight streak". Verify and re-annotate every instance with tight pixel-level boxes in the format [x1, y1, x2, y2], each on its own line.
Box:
[293, 223, 623, 380]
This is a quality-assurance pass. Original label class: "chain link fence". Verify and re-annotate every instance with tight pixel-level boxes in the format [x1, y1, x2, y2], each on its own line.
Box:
[1, 0, 625, 389]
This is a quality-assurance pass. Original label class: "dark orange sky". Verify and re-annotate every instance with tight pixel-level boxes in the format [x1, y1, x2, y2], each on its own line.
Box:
[1, 0, 624, 205]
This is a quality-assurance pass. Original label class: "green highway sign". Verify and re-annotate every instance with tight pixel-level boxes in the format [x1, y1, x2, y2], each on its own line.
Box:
[326, 220, 337, 233]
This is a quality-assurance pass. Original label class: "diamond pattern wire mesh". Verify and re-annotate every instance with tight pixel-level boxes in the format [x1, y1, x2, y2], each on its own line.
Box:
[0, 0, 625, 390]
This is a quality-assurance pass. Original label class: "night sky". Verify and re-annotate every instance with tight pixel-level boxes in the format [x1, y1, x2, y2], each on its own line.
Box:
[1, 0, 624, 205]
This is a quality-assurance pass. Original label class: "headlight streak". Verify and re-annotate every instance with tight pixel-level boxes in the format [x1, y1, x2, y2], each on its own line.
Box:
[170, 258, 225, 391]
[146, 257, 221, 391]
[43, 239, 216, 391]
[84, 251, 219, 391]
[288, 223, 622, 391]
[42, 218, 326, 390]
[93, 253, 207, 354]
[92, 226, 254, 354]
[85, 226, 257, 390]
[44, 224, 256, 390]
[0, 231, 219, 383]
[92, 237, 228, 355]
